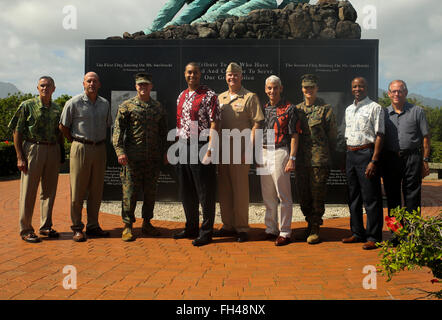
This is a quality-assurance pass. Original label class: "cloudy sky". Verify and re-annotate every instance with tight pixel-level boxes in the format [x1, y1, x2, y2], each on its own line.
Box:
[0, 0, 441, 100]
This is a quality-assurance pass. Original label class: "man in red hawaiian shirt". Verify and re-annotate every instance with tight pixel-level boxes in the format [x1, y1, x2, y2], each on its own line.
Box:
[173, 62, 220, 247]
[259, 75, 300, 246]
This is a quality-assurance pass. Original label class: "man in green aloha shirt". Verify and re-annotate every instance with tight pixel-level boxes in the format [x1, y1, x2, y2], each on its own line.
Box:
[8, 76, 63, 243]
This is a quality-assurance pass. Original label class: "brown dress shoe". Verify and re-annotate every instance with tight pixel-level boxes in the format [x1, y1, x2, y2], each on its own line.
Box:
[342, 235, 364, 243]
[22, 232, 41, 243]
[362, 241, 378, 250]
[275, 236, 291, 246]
[73, 231, 86, 242]
[40, 228, 59, 238]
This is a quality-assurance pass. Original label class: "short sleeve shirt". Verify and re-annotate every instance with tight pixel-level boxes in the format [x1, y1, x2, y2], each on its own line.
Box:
[344, 97, 384, 146]
[218, 86, 264, 131]
[384, 102, 430, 152]
[176, 85, 220, 140]
[60, 93, 111, 142]
[8, 97, 61, 143]
[262, 98, 300, 149]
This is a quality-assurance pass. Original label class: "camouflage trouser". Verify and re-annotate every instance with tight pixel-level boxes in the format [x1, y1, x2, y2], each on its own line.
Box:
[295, 166, 329, 226]
[120, 159, 160, 225]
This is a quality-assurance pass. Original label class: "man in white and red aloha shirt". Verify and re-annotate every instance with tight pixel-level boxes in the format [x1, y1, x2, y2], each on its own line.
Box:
[173, 62, 220, 247]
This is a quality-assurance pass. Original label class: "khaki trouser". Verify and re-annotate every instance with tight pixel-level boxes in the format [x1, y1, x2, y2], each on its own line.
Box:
[69, 141, 106, 231]
[19, 141, 60, 236]
[218, 163, 251, 233]
[259, 147, 293, 238]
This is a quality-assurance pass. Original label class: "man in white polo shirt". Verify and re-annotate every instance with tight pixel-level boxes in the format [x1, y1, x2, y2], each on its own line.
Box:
[342, 77, 384, 250]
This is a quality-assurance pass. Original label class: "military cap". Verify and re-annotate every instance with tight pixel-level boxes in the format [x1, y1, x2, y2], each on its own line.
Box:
[301, 74, 319, 87]
[135, 73, 152, 84]
[226, 62, 243, 74]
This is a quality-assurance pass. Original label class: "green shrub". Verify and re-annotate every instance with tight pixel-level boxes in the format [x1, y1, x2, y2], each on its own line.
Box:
[378, 207, 442, 298]
[0, 93, 36, 141]
[0, 93, 72, 142]
[431, 141, 442, 163]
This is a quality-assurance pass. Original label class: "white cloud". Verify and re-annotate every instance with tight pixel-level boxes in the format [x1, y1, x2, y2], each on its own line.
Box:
[428, 13, 442, 36]
[0, 0, 164, 96]
[353, 0, 442, 97]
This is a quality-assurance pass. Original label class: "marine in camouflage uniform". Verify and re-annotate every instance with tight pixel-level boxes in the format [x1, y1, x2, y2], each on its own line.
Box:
[295, 74, 337, 244]
[112, 73, 168, 241]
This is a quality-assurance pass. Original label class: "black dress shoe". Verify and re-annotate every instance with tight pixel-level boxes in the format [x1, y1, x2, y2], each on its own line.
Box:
[173, 230, 198, 239]
[213, 228, 237, 237]
[86, 227, 110, 237]
[192, 236, 212, 247]
[237, 232, 248, 243]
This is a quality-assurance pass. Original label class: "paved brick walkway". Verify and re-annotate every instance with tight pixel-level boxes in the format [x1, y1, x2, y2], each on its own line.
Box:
[0, 174, 440, 300]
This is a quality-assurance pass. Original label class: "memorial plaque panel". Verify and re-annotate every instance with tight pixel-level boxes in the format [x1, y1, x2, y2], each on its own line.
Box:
[85, 39, 378, 203]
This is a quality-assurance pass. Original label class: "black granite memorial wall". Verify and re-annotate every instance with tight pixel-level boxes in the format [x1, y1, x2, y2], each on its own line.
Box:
[85, 39, 378, 203]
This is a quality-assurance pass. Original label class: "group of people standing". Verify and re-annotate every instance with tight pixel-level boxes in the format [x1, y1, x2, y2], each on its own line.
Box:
[9, 62, 430, 251]
[112, 63, 339, 248]
[9, 73, 112, 243]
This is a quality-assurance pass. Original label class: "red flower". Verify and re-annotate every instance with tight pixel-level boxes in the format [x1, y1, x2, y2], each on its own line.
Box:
[430, 279, 440, 284]
[4, 141, 9, 144]
[385, 216, 403, 233]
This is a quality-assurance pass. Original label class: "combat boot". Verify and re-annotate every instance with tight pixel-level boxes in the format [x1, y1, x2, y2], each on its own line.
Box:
[122, 223, 135, 242]
[307, 223, 320, 244]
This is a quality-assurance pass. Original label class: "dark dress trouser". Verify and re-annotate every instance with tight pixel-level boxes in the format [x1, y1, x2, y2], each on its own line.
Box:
[381, 150, 422, 215]
[346, 148, 384, 242]
[176, 143, 216, 239]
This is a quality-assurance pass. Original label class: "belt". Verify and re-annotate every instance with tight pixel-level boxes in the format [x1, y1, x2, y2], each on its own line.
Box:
[398, 149, 420, 157]
[25, 139, 56, 145]
[263, 145, 286, 149]
[386, 149, 420, 157]
[73, 137, 105, 145]
[346, 143, 374, 151]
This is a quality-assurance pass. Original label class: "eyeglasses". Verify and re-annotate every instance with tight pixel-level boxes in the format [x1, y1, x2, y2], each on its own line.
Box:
[389, 90, 405, 95]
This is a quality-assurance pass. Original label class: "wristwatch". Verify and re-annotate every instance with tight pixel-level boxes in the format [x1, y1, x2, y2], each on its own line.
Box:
[370, 159, 378, 165]
[289, 156, 296, 161]
[423, 157, 430, 162]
